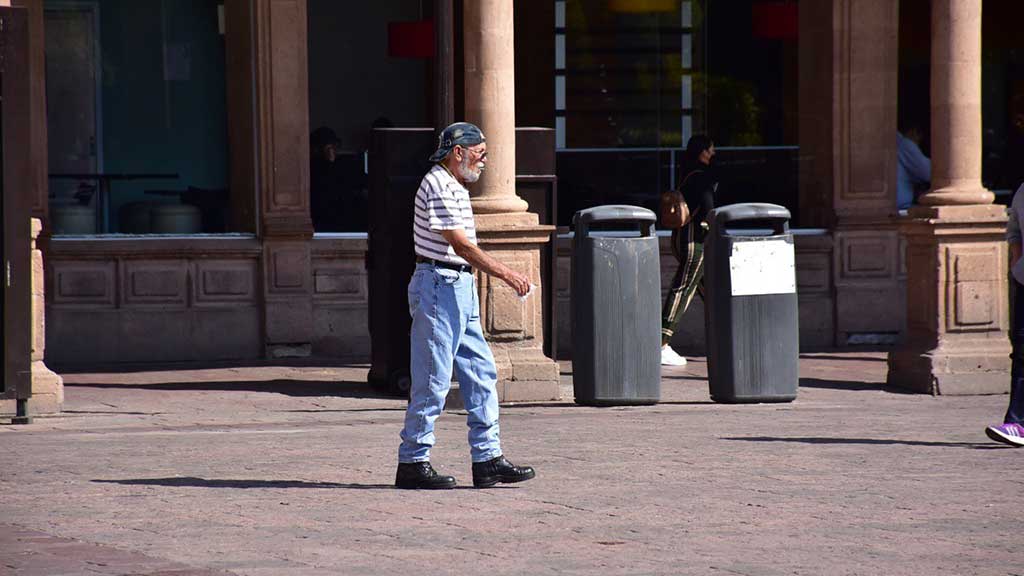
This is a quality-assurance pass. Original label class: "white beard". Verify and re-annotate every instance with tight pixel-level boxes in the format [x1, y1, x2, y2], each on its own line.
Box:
[457, 157, 484, 183]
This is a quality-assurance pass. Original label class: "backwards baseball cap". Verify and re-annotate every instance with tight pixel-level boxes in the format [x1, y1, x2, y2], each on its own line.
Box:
[428, 122, 486, 162]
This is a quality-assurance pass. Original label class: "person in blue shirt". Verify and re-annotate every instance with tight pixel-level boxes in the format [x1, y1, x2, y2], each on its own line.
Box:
[897, 128, 931, 210]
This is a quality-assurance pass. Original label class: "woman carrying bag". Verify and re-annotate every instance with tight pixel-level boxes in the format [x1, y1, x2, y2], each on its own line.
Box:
[660, 134, 718, 367]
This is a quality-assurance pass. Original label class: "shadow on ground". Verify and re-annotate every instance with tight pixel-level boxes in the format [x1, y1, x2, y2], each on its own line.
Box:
[798, 377, 906, 392]
[798, 354, 888, 363]
[52, 358, 370, 374]
[92, 477, 393, 490]
[721, 436, 999, 449]
[91, 477, 514, 490]
[65, 379, 403, 400]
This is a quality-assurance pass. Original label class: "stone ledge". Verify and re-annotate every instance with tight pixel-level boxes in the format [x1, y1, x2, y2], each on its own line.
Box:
[905, 204, 1008, 223]
[445, 378, 562, 409]
[888, 347, 1011, 395]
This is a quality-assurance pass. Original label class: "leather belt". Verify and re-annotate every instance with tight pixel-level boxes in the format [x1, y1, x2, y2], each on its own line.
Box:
[416, 256, 472, 273]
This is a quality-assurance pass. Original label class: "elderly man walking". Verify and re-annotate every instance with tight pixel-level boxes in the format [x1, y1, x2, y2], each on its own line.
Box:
[395, 122, 538, 489]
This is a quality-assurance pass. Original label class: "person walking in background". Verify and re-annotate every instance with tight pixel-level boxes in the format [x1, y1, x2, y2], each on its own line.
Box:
[396, 122, 538, 488]
[897, 127, 931, 211]
[661, 134, 718, 367]
[986, 181, 1024, 447]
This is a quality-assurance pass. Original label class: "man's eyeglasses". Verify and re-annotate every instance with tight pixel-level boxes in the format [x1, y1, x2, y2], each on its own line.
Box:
[458, 146, 487, 160]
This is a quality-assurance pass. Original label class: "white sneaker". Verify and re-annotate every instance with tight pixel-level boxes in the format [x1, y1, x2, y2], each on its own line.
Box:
[660, 345, 687, 366]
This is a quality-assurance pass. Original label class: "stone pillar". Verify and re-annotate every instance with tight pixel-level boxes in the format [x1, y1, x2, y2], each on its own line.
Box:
[462, 0, 559, 402]
[463, 0, 529, 218]
[29, 218, 63, 413]
[252, 0, 314, 358]
[799, 0, 904, 346]
[11, 0, 48, 228]
[918, 0, 992, 207]
[887, 0, 1010, 394]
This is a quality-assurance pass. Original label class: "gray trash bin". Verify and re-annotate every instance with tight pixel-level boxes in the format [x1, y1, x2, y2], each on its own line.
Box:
[704, 203, 799, 403]
[571, 205, 661, 406]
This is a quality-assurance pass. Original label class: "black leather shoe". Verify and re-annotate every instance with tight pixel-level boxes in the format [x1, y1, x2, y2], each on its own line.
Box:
[395, 462, 457, 490]
[472, 455, 536, 488]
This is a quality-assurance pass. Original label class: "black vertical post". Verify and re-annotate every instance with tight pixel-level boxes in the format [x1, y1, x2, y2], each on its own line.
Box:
[434, 0, 454, 128]
[1, 7, 34, 424]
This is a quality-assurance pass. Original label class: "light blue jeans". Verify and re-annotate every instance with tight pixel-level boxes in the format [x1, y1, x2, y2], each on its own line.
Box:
[398, 264, 503, 463]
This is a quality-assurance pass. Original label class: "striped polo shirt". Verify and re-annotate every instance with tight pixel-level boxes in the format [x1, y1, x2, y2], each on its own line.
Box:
[413, 164, 477, 266]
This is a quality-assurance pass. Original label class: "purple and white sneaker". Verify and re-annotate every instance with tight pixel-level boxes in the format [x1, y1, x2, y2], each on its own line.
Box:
[985, 422, 1024, 447]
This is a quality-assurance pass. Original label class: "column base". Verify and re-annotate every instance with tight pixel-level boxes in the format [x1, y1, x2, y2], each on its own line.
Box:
[446, 346, 561, 408]
[496, 345, 561, 403]
[887, 204, 1010, 395]
[888, 344, 1011, 395]
[466, 216, 560, 405]
[918, 187, 994, 206]
[906, 203, 1005, 221]
[471, 195, 531, 215]
[29, 360, 64, 415]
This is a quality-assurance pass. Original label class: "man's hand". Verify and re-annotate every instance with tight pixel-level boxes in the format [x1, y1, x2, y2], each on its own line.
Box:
[441, 228, 533, 297]
[502, 269, 531, 297]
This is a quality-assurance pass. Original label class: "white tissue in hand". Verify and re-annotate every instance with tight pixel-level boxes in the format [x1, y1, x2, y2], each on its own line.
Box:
[518, 283, 536, 302]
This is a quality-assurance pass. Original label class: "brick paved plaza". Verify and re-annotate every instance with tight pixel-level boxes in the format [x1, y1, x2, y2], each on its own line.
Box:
[1, 353, 1021, 575]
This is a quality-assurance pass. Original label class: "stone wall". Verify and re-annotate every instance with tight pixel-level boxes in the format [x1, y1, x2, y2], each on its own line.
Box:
[46, 237, 264, 365]
[46, 231, 846, 366]
[310, 236, 371, 358]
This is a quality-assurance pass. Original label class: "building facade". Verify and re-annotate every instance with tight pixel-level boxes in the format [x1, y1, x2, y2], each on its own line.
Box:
[4, 0, 1016, 413]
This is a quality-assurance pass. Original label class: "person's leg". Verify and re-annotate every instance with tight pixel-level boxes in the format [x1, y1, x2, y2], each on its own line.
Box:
[1005, 281, 1024, 424]
[454, 276, 537, 487]
[398, 267, 462, 463]
[452, 277, 502, 463]
[679, 243, 705, 312]
[661, 227, 705, 345]
[661, 227, 693, 346]
[986, 280, 1024, 446]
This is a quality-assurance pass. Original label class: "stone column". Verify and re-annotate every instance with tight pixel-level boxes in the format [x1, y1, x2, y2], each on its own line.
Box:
[12, 0, 48, 228]
[29, 218, 63, 413]
[799, 0, 904, 347]
[887, 0, 1010, 394]
[461, 0, 559, 403]
[463, 0, 529, 218]
[918, 0, 992, 207]
[252, 0, 315, 358]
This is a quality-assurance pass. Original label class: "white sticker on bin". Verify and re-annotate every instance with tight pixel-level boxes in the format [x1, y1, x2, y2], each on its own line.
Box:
[728, 239, 796, 296]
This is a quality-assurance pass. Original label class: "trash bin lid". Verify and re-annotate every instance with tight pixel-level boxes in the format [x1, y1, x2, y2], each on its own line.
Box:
[572, 205, 656, 226]
[708, 203, 790, 226]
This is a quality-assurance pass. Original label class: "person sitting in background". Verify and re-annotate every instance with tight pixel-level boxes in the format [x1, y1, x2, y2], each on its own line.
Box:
[897, 127, 931, 210]
[310, 126, 345, 232]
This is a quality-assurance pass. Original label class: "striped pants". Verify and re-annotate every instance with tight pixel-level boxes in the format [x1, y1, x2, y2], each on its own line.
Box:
[661, 225, 705, 346]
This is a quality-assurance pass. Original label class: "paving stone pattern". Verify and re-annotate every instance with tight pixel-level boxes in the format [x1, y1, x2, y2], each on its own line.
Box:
[1, 354, 1021, 575]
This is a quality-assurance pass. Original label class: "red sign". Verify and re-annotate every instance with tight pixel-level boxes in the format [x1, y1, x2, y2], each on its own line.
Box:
[388, 20, 434, 59]
[752, 2, 798, 41]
